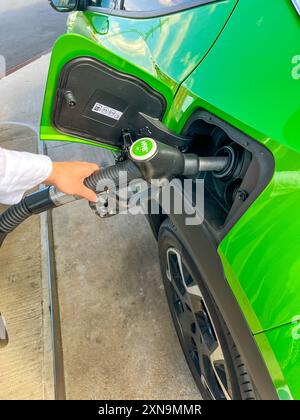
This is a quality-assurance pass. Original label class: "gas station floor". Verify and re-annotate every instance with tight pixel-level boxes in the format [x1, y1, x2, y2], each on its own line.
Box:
[0, 54, 200, 399]
[0, 125, 53, 400]
[47, 142, 200, 400]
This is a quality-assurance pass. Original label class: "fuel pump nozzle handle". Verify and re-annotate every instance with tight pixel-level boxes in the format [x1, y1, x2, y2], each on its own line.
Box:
[0, 138, 229, 247]
[0, 159, 142, 246]
[128, 137, 229, 181]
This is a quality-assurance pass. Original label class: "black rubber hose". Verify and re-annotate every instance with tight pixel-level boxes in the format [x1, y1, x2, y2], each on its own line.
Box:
[0, 200, 32, 234]
[84, 159, 141, 192]
[0, 160, 142, 239]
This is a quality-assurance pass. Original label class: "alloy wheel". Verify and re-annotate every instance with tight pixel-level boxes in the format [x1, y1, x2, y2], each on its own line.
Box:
[166, 248, 232, 400]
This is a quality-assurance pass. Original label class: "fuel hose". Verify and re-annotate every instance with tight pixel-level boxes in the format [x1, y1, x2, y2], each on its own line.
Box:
[0, 137, 229, 247]
[0, 160, 141, 246]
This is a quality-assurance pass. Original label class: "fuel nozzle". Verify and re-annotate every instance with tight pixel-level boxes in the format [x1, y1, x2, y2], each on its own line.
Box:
[0, 137, 230, 247]
[129, 137, 230, 182]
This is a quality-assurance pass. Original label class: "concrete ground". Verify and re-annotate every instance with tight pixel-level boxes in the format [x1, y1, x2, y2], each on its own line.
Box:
[0, 125, 53, 400]
[0, 0, 66, 74]
[0, 54, 200, 399]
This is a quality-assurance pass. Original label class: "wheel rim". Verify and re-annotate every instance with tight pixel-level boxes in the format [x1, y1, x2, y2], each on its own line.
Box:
[166, 248, 232, 400]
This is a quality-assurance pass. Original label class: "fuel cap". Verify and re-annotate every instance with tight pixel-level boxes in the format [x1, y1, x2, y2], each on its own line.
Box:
[129, 138, 158, 162]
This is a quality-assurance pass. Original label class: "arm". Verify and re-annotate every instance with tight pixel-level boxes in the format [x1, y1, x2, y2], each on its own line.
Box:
[0, 147, 98, 205]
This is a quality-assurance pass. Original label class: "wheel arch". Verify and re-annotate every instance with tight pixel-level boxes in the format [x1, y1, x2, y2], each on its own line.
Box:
[162, 212, 278, 400]
[147, 111, 277, 399]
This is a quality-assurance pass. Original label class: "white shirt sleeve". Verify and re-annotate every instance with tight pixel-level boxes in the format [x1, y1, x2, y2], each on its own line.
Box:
[0, 147, 53, 205]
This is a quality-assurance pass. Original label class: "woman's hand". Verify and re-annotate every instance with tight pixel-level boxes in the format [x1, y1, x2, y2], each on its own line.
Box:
[45, 161, 99, 202]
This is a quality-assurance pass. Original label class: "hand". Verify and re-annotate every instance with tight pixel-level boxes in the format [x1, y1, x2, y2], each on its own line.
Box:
[45, 161, 100, 202]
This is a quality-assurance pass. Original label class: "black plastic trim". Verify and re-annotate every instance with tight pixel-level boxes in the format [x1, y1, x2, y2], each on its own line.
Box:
[78, 0, 89, 11]
[167, 211, 278, 400]
[88, 0, 221, 19]
[136, 113, 192, 149]
[147, 111, 277, 399]
[182, 110, 275, 242]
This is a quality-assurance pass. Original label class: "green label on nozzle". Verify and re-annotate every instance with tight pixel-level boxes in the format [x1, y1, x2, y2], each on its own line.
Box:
[130, 138, 158, 161]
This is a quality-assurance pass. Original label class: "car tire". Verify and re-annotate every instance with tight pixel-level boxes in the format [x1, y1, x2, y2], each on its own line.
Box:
[158, 218, 258, 400]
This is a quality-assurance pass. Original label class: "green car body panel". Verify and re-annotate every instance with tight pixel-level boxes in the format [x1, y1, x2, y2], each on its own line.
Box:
[40, 0, 300, 399]
[40, 0, 238, 148]
[255, 322, 300, 401]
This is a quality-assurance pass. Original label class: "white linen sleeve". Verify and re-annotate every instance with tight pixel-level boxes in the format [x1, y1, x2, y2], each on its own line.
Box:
[0, 147, 53, 205]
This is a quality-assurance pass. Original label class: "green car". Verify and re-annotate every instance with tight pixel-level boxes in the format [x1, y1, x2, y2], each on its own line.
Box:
[44, 0, 300, 400]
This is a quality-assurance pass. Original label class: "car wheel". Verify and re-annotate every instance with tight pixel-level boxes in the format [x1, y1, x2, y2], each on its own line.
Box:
[158, 218, 258, 400]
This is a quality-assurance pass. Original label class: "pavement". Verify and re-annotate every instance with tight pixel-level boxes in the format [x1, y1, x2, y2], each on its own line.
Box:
[0, 0, 66, 75]
[0, 53, 200, 399]
[0, 124, 54, 400]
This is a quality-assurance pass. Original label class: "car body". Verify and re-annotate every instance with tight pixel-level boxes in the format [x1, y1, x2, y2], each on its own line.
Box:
[41, 0, 300, 399]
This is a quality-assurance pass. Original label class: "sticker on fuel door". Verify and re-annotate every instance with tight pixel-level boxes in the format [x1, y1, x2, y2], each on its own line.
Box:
[130, 138, 158, 161]
[92, 102, 123, 121]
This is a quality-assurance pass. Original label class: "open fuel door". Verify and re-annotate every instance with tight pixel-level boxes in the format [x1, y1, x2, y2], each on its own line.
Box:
[41, 0, 238, 150]
[52, 57, 168, 149]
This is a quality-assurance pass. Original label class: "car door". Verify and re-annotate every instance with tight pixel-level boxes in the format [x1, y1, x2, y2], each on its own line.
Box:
[41, 0, 238, 150]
